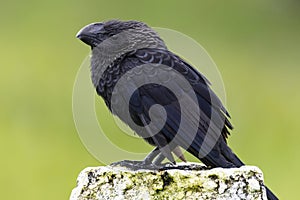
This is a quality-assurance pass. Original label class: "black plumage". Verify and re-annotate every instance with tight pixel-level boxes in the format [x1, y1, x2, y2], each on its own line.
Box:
[77, 20, 278, 200]
[97, 48, 239, 167]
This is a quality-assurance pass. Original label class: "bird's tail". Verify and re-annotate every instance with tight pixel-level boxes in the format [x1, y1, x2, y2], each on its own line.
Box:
[220, 144, 279, 200]
[265, 186, 279, 200]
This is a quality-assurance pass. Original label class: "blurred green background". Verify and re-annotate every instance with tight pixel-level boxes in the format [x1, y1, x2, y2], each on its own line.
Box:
[1, 0, 299, 199]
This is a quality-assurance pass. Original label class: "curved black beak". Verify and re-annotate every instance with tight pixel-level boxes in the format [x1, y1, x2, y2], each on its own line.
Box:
[76, 22, 104, 48]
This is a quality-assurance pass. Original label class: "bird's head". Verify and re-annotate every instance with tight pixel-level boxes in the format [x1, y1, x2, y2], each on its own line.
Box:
[77, 20, 167, 86]
[76, 20, 166, 50]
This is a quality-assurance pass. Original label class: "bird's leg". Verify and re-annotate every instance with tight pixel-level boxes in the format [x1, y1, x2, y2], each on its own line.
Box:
[156, 143, 176, 165]
[138, 114, 175, 166]
[154, 146, 186, 165]
[136, 114, 175, 166]
[143, 147, 160, 164]
[153, 153, 165, 165]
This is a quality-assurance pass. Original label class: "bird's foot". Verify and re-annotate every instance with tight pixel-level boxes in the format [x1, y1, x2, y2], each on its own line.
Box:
[110, 160, 173, 170]
[110, 160, 208, 171]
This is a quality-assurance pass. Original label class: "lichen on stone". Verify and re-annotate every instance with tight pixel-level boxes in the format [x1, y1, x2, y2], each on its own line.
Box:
[70, 162, 267, 200]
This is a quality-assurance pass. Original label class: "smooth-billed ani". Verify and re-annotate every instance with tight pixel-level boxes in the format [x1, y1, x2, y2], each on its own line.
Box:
[77, 20, 278, 200]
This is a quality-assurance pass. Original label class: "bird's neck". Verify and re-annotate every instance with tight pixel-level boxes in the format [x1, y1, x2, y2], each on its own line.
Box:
[90, 29, 167, 88]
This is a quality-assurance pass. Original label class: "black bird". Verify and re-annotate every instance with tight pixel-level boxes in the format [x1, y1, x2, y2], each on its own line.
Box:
[77, 20, 278, 200]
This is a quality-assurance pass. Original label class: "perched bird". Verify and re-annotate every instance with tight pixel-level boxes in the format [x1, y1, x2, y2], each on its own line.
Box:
[77, 20, 278, 200]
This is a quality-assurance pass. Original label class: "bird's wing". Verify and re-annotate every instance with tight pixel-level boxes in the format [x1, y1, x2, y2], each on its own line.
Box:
[111, 48, 242, 167]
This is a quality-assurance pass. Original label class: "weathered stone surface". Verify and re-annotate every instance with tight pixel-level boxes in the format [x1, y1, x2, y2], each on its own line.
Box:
[70, 162, 267, 200]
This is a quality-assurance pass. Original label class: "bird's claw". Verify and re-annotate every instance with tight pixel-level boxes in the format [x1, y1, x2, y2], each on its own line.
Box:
[110, 160, 172, 170]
